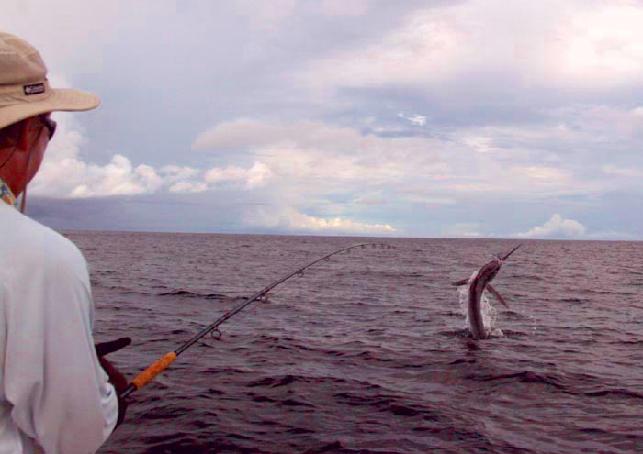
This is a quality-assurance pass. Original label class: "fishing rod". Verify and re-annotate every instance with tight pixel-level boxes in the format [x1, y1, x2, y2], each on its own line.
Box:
[120, 242, 388, 398]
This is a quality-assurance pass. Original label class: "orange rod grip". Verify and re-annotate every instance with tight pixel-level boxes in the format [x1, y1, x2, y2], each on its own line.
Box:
[130, 352, 177, 390]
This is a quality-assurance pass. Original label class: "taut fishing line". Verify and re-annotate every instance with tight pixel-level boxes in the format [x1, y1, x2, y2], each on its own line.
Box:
[120, 242, 392, 398]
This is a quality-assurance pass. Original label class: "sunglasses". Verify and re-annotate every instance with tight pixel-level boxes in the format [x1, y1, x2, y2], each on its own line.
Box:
[38, 114, 57, 140]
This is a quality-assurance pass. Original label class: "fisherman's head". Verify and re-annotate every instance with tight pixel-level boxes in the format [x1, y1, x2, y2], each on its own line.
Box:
[0, 31, 99, 210]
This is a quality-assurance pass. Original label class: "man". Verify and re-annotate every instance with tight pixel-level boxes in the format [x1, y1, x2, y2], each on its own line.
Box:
[0, 31, 128, 453]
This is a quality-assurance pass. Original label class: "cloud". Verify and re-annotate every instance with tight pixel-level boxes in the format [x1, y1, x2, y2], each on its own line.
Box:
[192, 103, 643, 210]
[399, 193, 457, 206]
[558, 2, 643, 84]
[204, 161, 273, 189]
[191, 117, 610, 207]
[6, 1, 643, 238]
[168, 181, 208, 194]
[398, 112, 427, 126]
[30, 114, 208, 198]
[516, 214, 586, 239]
[288, 211, 396, 234]
[296, 8, 463, 92]
[353, 194, 387, 206]
[296, 0, 643, 96]
[69, 156, 163, 197]
[232, 0, 297, 32]
[511, 166, 570, 185]
[161, 166, 208, 194]
[602, 165, 643, 178]
[192, 119, 365, 152]
[442, 223, 482, 238]
[247, 206, 396, 235]
[320, 0, 370, 17]
[2, 1, 127, 72]
[23, 76, 189, 198]
[192, 119, 438, 193]
[161, 165, 200, 182]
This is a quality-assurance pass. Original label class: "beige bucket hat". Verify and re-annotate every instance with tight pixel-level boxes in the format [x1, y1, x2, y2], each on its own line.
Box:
[0, 31, 100, 129]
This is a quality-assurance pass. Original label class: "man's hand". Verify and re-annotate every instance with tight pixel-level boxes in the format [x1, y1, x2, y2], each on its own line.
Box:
[97, 356, 128, 394]
[95, 337, 131, 426]
[95, 337, 131, 357]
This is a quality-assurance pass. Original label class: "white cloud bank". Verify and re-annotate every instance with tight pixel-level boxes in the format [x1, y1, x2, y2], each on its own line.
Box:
[29, 115, 396, 235]
[193, 119, 596, 198]
[516, 214, 586, 239]
[30, 111, 639, 237]
[30, 114, 274, 198]
[288, 211, 395, 234]
[29, 114, 163, 197]
[247, 207, 396, 235]
[27, 114, 397, 235]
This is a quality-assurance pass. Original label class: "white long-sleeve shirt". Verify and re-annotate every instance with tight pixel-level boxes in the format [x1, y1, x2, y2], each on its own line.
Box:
[0, 201, 118, 453]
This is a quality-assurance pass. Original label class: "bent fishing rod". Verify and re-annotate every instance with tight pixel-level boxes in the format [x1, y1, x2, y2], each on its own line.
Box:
[120, 242, 387, 398]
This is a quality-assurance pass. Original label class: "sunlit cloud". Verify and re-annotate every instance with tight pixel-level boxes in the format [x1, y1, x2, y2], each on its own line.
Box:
[516, 214, 586, 239]
[247, 206, 396, 235]
[168, 181, 208, 194]
[297, 0, 643, 95]
[289, 211, 396, 234]
[31, 115, 208, 198]
[204, 161, 273, 189]
[556, 3, 643, 84]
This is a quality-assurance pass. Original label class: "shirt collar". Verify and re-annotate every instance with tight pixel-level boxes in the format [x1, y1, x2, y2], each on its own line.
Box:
[0, 177, 17, 208]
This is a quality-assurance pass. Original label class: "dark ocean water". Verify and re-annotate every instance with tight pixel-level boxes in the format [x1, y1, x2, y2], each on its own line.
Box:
[65, 231, 642, 453]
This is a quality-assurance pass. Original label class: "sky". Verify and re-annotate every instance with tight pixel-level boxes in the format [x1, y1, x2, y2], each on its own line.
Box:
[4, 0, 643, 239]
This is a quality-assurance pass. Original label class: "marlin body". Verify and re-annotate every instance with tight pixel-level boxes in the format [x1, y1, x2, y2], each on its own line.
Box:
[453, 245, 520, 339]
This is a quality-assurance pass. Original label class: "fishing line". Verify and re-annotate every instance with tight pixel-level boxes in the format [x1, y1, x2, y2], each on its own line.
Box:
[120, 242, 391, 398]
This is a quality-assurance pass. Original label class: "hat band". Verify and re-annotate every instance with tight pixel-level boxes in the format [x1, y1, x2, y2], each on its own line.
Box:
[0, 79, 52, 107]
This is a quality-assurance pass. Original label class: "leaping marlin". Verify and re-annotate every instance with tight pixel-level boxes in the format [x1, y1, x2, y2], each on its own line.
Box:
[452, 245, 521, 339]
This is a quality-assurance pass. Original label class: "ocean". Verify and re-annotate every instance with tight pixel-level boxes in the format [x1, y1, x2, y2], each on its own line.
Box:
[66, 231, 643, 453]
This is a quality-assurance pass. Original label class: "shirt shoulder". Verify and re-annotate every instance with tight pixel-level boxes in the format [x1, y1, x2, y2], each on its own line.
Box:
[0, 205, 89, 286]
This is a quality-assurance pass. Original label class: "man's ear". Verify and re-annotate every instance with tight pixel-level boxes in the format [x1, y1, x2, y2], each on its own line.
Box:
[16, 117, 33, 152]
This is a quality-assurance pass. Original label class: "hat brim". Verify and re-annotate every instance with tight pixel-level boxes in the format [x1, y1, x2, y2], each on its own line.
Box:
[0, 88, 100, 129]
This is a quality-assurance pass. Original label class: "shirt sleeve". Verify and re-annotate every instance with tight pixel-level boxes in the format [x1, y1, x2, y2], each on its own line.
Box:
[4, 233, 118, 454]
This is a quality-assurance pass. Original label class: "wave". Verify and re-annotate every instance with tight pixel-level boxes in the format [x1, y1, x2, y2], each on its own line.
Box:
[246, 374, 299, 388]
[580, 388, 643, 399]
[303, 441, 372, 454]
[559, 297, 586, 303]
[157, 289, 229, 299]
[466, 370, 566, 390]
[611, 339, 643, 345]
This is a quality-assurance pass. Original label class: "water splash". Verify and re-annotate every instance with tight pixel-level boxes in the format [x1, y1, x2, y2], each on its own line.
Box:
[457, 271, 503, 337]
